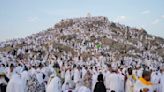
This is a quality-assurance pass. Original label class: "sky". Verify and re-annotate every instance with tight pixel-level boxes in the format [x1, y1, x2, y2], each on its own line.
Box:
[0, 0, 164, 41]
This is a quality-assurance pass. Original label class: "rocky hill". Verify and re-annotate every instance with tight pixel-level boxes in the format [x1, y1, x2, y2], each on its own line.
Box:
[0, 16, 164, 63]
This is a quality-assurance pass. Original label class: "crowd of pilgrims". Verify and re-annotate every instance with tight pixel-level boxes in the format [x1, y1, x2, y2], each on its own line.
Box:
[0, 16, 164, 92]
[0, 54, 164, 92]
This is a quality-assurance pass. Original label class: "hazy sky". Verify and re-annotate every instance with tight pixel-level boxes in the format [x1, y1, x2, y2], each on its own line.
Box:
[0, 0, 164, 41]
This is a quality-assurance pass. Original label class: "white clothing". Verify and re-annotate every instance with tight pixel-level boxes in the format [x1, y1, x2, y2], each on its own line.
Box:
[73, 68, 81, 83]
[6, 74, 24, 92]
[106, 73, 122, 92]
[46, 76, 62, 92]
[133, 80, 154, 92]
[78, 86, 91, 92]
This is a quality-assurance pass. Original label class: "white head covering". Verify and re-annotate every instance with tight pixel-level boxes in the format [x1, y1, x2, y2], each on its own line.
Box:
[111, 62, 118, 70]
[13, 67, 22, 75]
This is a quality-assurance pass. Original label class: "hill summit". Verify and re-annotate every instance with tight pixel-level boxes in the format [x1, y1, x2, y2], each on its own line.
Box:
[0, 16, 164, 63]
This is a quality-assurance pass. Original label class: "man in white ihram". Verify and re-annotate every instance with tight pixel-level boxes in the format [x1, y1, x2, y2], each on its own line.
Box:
[6, 67, 25, 92]
[46, 71, 62, 92]
[106, 64, 122, 92]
